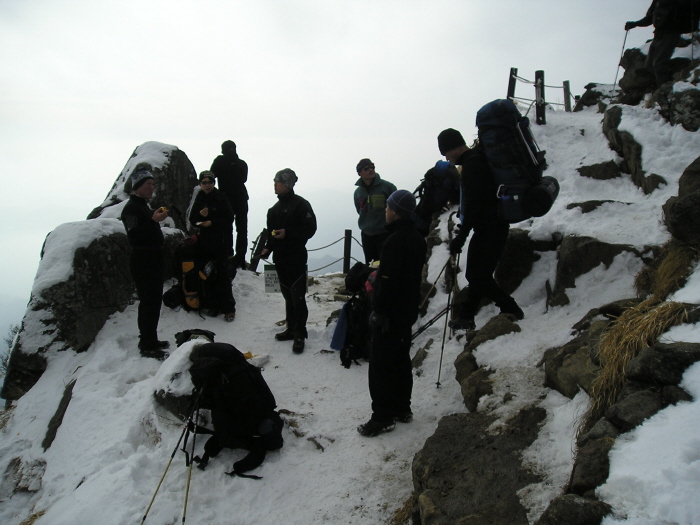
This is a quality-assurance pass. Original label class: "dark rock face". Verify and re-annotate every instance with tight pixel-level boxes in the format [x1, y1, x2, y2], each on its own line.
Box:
[542, 333, 599, 399]
[668, 86, 700, 132]
[412, 408, 546, 525]
[626, 342, 700, 386]
[495, 228, 542, 296]
[605, 389, 666, 432]
[616, 48, 655, 106]
[576, 161, 621, 181]
[569, 438, 615, 496]
[534, 494, 611, 525]
[567, 201, 631, 214]
[663, 155, 700, 242]
[548, 236, 640, 307]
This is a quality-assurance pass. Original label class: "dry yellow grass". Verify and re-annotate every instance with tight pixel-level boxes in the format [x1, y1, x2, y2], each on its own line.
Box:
[635, 240, 699, 301]
[579, 299, 690, 436]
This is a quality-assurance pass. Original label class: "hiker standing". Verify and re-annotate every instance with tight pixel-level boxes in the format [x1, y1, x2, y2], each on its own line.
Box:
[210, 140, 249, 269]
[625, 0, 700, 87]
[189, 171, 237, 321]
[437, 128, 523, 331]
[358, 190, 426, 437]
[353, 158, 397, 264]
[120, 169, 170, 359]
[260, 169, 317, 354]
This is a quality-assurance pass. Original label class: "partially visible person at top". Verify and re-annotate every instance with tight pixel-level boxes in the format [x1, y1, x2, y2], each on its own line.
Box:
[210, 140, 249, 269]
[120, 168, 170, 359]
[260, 169, 317, 354]
[357, 189, 427, 438]
[437, 128, 523, 331]
[625, 0, 700, 87]
[189, 171, 237, 322]
[353, 158, 397, 264]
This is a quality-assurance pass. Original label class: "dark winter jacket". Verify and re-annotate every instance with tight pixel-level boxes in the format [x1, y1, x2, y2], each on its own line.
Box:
[636, 0, 700, 33]
[120, 194, 165, 249]
[210, 153, 249, 206]
[354, 174, 397, 236]
[265, 190, 317, 265]
[188, 188, 234, 257]
[456, 145, 505, 236]
[373, 218, 426, 326]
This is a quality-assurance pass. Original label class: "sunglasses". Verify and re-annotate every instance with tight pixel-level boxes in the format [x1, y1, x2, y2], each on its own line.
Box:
[362, 165, 375, 171]
[201, 180, 215, 185]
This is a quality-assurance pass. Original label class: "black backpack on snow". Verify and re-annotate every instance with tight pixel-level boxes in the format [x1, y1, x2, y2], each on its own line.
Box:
[413, 161, 460, 236]
[476, 99, 559, 223]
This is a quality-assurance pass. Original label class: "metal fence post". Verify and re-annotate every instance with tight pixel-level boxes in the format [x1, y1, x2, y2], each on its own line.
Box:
[535, 70, 546, 125]
[563, 80, 572, 112]
[343, 229, 352, 274]
[507, 67, 518, 100]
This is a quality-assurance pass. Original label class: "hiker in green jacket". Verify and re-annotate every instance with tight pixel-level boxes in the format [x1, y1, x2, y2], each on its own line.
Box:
[353, 158, 397, 264]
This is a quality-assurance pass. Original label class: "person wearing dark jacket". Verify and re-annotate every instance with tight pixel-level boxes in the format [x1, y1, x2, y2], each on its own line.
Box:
[626, 0, 700, 87]
[189, 171, 237, 321]
[357, 190, 427, 438]
[210, 140, 249, 268]
[120, 169, 170, 359]
[438, 128, 523, 331]
[260, 169, 317, 354]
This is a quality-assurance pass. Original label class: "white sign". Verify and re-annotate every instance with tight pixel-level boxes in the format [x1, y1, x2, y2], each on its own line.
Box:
[264, 265, 309, 293]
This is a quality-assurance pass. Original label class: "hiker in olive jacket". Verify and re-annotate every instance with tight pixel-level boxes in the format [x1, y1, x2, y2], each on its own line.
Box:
[354, 158, 397, 263]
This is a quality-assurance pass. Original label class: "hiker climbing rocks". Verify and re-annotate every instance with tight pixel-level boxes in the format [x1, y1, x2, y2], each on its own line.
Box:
[188, 171, 237, 321]
[260, 169, 317, 354]
[353, 158, 397, 264]
[625, 0, 700, 87]
[210, 140, 249, 269]
[120, 168, 170, 359]
[357, 190, 426, 437]
[437, 128, 523, 331]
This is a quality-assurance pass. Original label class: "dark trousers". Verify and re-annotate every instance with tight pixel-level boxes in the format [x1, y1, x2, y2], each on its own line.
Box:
[209, 256, 236, 313]
[276, 261, 308, 337]
[361, 231, 389, 264]
[460, 222, 512, 318]
[368, 322, 413, 422]
[232, 201, 248, 262]
[646, 31, 680, 87]
[130, 248, 164, 344]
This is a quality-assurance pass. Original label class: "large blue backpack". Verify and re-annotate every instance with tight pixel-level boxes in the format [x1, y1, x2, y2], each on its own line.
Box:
[476, 99, 558, 223]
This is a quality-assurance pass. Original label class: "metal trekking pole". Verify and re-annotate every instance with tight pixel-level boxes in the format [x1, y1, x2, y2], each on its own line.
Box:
[419, 257, 451, 312]
[613, 30, 629, 93]
[181, 403, 200, 524]
[141, 389, 203, 524]
[412, 305, 449, 341]
[436, 253, 459, 387]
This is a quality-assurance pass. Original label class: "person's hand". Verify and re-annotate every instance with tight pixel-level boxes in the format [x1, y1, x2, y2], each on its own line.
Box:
[200, 221, 212, 228]
[272, 229, 286, 240]
[200, 207, 209, 217]
[625, 21, 637, 31]
[152, 207, 168, 222]
[260, 248, 270, 257]
[449, 230, 467, 254]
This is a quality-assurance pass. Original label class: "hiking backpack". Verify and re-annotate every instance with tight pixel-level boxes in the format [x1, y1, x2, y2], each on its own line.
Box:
[476, 99, 559, 223]
[164, 239, 213, 311]
[413, 161, 461, 236]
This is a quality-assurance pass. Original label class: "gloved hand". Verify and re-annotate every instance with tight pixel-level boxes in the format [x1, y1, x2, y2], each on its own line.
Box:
[369, 311, 390, 333]
[625, 21, 637, 31]
[449, 230, 468, 254]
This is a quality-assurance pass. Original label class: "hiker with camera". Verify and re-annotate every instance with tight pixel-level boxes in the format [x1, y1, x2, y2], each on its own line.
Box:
[437, 128, 523, 331]
[121, 168, 170, 359]
[189, 171, 237, 321]
[260, 169, 317, 354]
[357, 190, 426, 438]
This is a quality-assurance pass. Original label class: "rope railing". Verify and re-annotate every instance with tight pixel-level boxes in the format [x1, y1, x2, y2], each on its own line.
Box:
[507, 67, 574, 124]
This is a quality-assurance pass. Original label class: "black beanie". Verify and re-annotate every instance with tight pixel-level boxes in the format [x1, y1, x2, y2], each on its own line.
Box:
[130, 169, 154, 191]
[356, 158, 374, 173]
[437, 128, 466, 155]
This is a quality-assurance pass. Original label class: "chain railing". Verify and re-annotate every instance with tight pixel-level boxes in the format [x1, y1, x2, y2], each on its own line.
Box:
[507, 67, 574, 124]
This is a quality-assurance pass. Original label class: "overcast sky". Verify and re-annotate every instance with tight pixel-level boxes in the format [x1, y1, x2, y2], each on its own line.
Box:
[0, 0, 654, 304]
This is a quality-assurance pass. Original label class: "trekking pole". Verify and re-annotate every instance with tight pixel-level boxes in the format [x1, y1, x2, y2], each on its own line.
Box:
[141, 389, 203, 524]
[436, 253, 459, 388]
[613, 30, 629, 93]
[419, 257, 451, 311]
[181, 403, 200, 524]
[412, 306, 448, 341]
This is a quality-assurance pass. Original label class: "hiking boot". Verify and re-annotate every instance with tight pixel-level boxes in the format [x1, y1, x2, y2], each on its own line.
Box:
[275, 329, 294, 341]
[206, 308, 220, 318]
[224, 311, 236, 322]
[357, 418, 395, 437]
[138, 339, 170, 352]
[292, 336, 305, 354]
[449, 317, 476, 331]
[139, 347, 168, 360]
[394, 411, 413, 424]
[499, 298, 524, 320]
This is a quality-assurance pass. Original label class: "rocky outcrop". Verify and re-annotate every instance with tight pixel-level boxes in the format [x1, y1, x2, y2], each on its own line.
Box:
[663, 155, 700, 243]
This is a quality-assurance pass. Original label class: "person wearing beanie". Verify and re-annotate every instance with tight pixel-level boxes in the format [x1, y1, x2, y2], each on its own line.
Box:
[438, 128, 524, 331]
[120, 168, 170, 359]
[210, 140, 249, 269]
[189, 171, 237, 321]
[261, 169, 317, 354]
[358, 189, 426, 437]
[353, 159, 397, 264]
